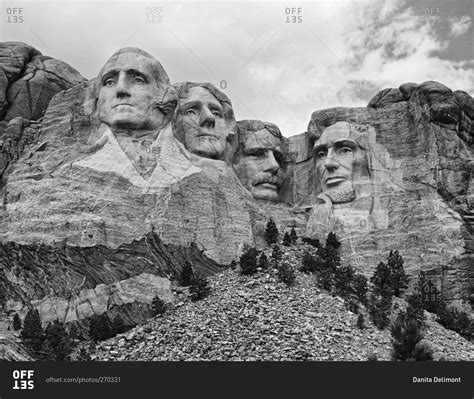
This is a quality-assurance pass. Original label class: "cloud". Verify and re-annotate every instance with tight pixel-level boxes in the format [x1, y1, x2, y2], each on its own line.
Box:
[449, 15, 471, 37]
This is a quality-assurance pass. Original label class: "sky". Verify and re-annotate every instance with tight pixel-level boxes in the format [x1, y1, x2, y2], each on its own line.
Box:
[1, 0, 473, 136]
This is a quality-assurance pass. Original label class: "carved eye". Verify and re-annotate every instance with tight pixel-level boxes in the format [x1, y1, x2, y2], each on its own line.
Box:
[134, 76, 146, 84]
[248, 149, 265, 157]
[317, 151, 326, 159]
[339, 147, 353, 155]
[104, 78, 115, 86]
[185, 109, 197, 116]
[212, 110, 222, 117]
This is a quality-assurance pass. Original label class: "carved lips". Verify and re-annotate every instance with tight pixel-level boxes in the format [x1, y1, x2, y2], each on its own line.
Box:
[325, 176, 347, 186]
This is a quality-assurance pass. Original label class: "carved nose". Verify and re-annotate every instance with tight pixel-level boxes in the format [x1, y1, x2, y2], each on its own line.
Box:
[324, 154, 338, 170]
[116, 74, 131, 97]
[264, 151, 279, 173]
[200, 107, 215, 128]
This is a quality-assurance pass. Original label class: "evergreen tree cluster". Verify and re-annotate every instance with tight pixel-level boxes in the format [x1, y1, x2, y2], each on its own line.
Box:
[178, 262, 211, 301]
[20, 309, 76, 360]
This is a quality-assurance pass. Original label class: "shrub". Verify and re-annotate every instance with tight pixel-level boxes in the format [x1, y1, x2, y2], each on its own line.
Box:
[45, 320, 66, 349]
[390, 316, 433, 361]
[387, 250, 408, 297]
[277, 261, 296, 286]
[300, 252, 322, 274]
[404, 293, 425, 327]
[271, 244, 282, 268]
[290, 227, 298, 244]
[325, 232, 341, 249]
[77, 347, 92, 361]
[68, 323, 80, 341]
[354, 274, 368, 305]
[301, 237, 320, 247]
[436, 300, 473, 340]
[13, 313, 22, 331]
[189, 272, 210, 301]
[368, 293, 392, 329]
[367, 353, 378, 361]
[180, 262, 194, 286]
[334, 264, 356, 299]
[357, 313, 365, 329]
[282, 232, 292, 246]
[152, 296, 167, 316]
[55, 336, 72, 361]
[370, 261, 394, 299]
[258, 252, 268, 269]
[38, 339, 55, 361]
[240, 247, 259, 275]
[264, 218, 279, 245]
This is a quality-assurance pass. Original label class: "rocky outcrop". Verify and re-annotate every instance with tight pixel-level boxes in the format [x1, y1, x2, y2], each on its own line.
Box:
[0, 231, 220, 329]
[0, 42, 85, 122]
[291, 81, 473, 307]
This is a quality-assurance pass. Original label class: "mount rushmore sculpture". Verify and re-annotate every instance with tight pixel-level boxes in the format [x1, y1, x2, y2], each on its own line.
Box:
[0, 42, 472, 328]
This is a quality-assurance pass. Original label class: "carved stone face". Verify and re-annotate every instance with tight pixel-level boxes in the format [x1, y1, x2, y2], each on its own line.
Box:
[233, 128, 285, 201]
[313, 122, 369, 203]
[98, 52, 168, 131]
[176, 86, 228, 160]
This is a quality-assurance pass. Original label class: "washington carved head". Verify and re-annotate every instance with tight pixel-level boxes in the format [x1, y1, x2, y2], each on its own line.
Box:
[95, 47, 177, 134]
[312, 121, 371, 204]
[172, 82, 236, 162]
[233, 120, 287, 202]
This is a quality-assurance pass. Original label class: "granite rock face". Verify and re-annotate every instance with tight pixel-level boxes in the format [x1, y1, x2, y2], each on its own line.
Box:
[290, 81, 473, 306]
[0, 42, 472, 336]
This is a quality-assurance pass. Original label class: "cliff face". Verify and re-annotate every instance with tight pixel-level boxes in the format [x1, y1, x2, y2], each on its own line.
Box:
[0, 43, 472, 337]
[289, 81, 473, 305]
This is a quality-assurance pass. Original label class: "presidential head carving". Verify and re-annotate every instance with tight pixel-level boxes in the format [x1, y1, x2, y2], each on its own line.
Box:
[172, 82, 236, 162]
[95, 47, 177, 133]
[312, 121, 370, 204]
[233, 120, 287, 202]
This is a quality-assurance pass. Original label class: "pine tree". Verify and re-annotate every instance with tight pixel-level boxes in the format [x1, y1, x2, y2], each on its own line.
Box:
[264, 219, 279, 245]
[38, 339, 55, 361]
[271, 244, 282, 268]
[290, 227, 298, 245]
[180, 262, 194, 287]
[370, 261, 393, 298]
[369, 261, 394, 329]
[89, 314, 111, 342]
[152, 296, 167, 316]
[189, 272, 210, 301]
[390, 317, 433, 361]
[45, 320, 66, 350]
[276, 261, 296, 286]
[239, 247, 259, 275]
[325, 232, 341, 249]
[387, 250, 408, 297]
[282, 232, 292, 246]
[21, 308, 44, 355]
[13, 313, 22, 331]
[68, 323, 80, 341]
[404, 293, 425, 327]
[55, 336, 72, 361]
[258, 252, 268, 269]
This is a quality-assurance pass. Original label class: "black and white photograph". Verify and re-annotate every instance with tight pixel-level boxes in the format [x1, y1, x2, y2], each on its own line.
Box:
[0, 0, 472, 397]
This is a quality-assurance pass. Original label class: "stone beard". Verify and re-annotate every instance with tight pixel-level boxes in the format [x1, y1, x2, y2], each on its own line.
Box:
[173, 84, 233, 161]
[313, 121, 370, 204]
[96, 47, 175, 135]
[233, 122, 286, 202]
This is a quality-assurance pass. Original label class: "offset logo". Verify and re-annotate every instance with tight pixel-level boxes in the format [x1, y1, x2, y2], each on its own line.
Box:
[12, 370, 34, 390]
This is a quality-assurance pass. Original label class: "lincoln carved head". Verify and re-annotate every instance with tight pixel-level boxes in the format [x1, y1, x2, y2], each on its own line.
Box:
[233, 120, 287, 202]
[172, 82, 236, 162]
[96, 47, 177, 133]
[313, 121, 370, 203]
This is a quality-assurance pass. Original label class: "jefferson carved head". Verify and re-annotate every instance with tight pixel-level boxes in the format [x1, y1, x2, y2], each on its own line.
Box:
[313, 121, 370, 203]
[233, 120, 287, 202]
[95, 47, 177, 133]
[172, 82, 236, 162]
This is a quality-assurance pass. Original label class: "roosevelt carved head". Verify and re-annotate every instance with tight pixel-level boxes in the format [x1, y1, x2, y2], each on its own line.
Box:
[95, 47, 177, 134]
[172, 82, 236, 162]
[313, 121, 370, 203]
[233, 120, 287, 202]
